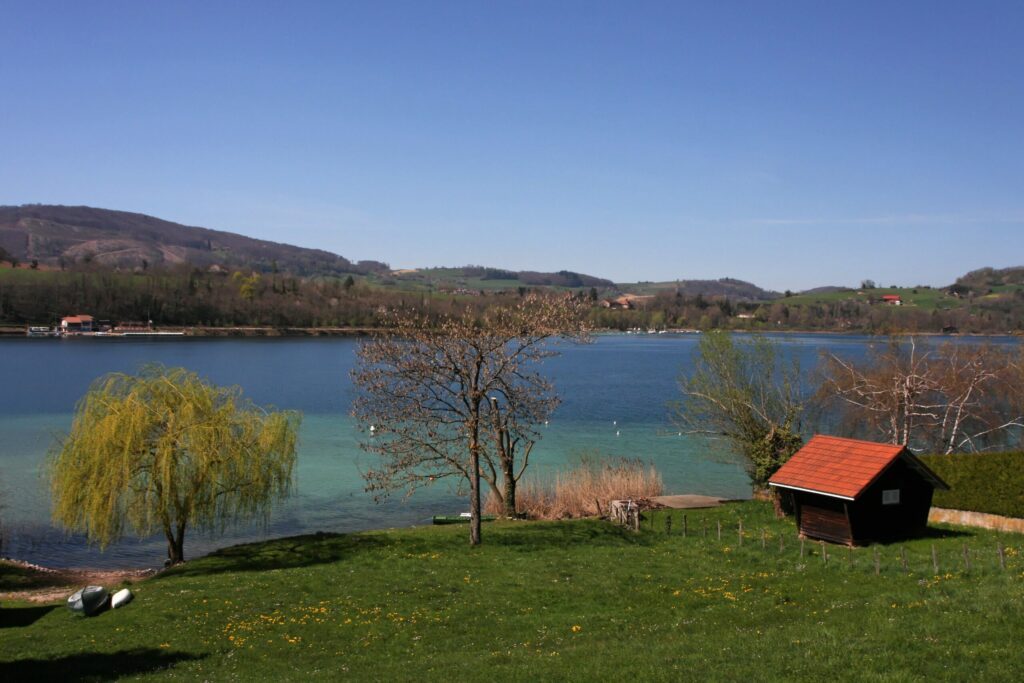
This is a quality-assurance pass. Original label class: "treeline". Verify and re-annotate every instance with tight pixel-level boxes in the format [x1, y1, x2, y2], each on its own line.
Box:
[3, 265, 1024, 334]
[458, 266, 613, 288]
[0, 266, 554, 328]
[590, 290, 1024, 334]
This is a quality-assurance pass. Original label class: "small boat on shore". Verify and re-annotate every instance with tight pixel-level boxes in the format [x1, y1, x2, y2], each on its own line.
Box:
[67, 585, 109, 616]
[432, 513, 497, 525]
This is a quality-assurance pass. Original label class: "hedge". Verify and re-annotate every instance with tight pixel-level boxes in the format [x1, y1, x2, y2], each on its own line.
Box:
[919, 452, 1024, 519]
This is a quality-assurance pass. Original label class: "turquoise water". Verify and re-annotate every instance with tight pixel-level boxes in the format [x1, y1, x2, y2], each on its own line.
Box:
[0, 333, 1017, 568]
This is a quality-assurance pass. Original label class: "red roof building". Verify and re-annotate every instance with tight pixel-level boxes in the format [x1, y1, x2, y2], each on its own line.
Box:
[60, 314, 94, 333]
[769, 435, 947, 545]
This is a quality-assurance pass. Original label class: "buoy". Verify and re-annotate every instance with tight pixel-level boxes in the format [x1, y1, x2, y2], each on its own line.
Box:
[616, 430, 620, 436]
[369, 425, 376, 433]
[613, 420, 617, 426]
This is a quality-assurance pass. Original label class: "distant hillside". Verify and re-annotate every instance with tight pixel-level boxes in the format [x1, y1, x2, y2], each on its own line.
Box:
[798, 286, 849, 296]
[619, 277, 779, 302]
[386, 266, 614, 291]
[951, 266, 1024, 294]
[0, 204, 389, 276]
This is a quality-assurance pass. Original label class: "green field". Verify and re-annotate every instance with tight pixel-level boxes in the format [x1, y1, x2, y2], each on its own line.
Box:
[2, 501, 1021, 681]
[777, 287, 964, 310]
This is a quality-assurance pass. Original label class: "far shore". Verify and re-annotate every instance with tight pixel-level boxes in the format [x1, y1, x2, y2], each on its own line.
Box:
[1, 325, 1021, 339]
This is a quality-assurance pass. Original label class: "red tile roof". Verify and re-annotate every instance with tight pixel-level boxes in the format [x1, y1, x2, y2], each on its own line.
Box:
[768, 435, 907, 500]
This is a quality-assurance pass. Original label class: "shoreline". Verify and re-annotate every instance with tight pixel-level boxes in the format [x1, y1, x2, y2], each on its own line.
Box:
[2, 325, 1020, 339]
[0, 557, 158, 603]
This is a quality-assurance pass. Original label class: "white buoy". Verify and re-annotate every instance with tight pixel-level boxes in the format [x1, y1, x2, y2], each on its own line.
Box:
[544, 420, 549, 425]
[616, 430, 620, 436]
[369, 425, 376, 433]
[613, 420, 617, 426]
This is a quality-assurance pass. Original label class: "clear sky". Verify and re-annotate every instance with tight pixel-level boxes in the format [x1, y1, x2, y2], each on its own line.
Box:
[1, 1, 1022, 290]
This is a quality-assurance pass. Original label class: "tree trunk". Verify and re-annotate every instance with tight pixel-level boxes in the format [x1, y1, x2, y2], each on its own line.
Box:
[166, 522, 186, 565]
[469, 449, 482, 546]
[772, 489, 794, 518]
[502, 463, 517, 519]
[469, 389, 482, 546]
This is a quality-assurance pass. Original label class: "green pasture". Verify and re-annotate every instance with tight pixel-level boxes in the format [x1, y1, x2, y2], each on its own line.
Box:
[2, 501, 1021, 681]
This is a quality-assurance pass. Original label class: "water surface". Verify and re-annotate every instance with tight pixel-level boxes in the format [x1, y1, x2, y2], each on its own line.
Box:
[0, 333, 1016, 568]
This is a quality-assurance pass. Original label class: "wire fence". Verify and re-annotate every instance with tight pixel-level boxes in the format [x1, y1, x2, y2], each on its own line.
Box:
[619, 508, 1018, 576]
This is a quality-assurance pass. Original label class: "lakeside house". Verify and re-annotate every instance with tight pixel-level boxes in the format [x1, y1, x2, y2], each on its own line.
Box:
[768, 435, 948, 546]
[60, 314, 94, 333]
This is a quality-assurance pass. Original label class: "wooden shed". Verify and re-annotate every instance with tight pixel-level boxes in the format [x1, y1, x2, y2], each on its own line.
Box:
[768, 435, 948, 546]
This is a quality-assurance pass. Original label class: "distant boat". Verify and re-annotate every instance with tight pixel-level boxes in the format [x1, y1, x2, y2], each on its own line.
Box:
[26, 326, 54, 337]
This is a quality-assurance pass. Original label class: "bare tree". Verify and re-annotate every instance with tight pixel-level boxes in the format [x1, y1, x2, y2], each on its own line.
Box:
[352, 295, 590, 545]
[817, 338, 1024, 453]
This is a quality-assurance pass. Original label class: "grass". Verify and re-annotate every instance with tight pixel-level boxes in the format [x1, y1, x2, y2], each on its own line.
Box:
[1, 501, 1022, 681]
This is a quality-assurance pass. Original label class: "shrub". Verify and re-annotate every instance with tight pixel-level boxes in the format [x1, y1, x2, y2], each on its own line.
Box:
[919, 452, 1024, 518]
[484, 457, 662, 520]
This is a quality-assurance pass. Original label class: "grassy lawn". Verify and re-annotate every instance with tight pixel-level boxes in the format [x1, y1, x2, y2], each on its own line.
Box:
[2, 501, 1022, 681]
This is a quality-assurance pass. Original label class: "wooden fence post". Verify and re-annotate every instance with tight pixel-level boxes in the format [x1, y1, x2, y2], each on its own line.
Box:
[683, 514, 688, 539]
[738, 519, 743, 547]
[779, 534, 785, 553]
[931, 544, 939, 574]
[701, 517, 706, 539]
[874, 547, 880, 575]
[997, 542, 1006, 571]
[962, 543, 970, 572]
[821, 540, 827, 565]
[717, 520, 722, 542]
[900, 546, 908, 572]
[665, 513, 672, 536]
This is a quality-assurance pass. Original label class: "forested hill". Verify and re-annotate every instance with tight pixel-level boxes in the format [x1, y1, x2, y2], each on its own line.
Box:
[619, 277, 779, 301]
[0, 204, 390, 276]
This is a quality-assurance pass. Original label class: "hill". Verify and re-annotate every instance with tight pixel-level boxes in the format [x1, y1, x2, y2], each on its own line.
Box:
[618, 277, 779, 302]
[0, 204, 390, 276]
[1, 501, 1020, 680]
[951, 266, 1024, 295]
[385, 266, 614, 292]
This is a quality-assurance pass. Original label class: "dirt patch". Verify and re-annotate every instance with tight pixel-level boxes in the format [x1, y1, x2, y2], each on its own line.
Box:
[650, 494, 728, 509]
[0, 559, 156, 604]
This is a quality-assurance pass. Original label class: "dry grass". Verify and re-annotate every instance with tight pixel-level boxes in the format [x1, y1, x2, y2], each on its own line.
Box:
[485, 457, 663, 520]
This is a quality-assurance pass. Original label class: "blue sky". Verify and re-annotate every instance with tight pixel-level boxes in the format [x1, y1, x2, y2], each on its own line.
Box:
[1, 1, 1021, 290]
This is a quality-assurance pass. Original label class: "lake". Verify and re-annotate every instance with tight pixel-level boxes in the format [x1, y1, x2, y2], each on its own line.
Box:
[0, 332, 1017, 568]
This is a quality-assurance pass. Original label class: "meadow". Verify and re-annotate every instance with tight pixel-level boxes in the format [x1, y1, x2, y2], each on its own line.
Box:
[2, 501, 1021, 681]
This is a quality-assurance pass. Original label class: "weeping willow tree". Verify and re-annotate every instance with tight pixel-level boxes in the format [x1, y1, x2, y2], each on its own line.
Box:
[50, 366, 300, 565]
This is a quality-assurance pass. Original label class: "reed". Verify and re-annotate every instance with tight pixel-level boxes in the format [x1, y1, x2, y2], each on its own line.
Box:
[485, 457, 663, 519]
